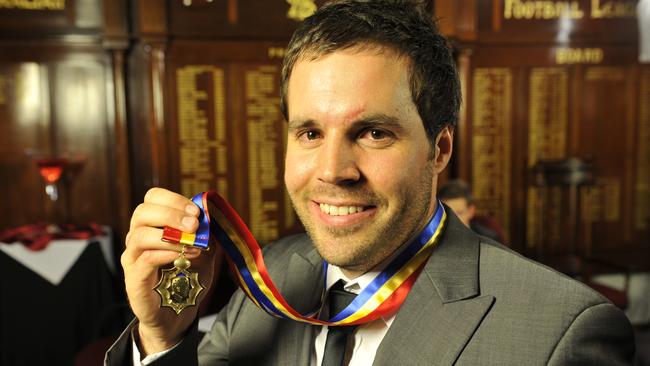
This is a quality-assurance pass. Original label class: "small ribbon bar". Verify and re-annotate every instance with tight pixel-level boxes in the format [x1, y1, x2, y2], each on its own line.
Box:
[162, 191, 447, 326]
[161, 227, 197, 247]
[161, 198, 210, 249]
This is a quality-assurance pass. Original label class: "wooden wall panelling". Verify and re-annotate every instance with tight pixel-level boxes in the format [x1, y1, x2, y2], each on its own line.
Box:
[105, 47, 131, 243]
[434, 0, 477, 41]
[0, 0, 82, 35]
[132, 0, 167, 37]
[127, 41, 171, 205]
[0, 60, 52, 227]
[476, 0, 638, 44]
[49, 53, 112, 225]
[127, 0, 170, 205]
[623, 65, 639, 246]
[0, 0, 133, 246]
[577, 64, 641, 253]
[511, 66, 528, 255]
[102, 0, 131, 242]
[103, 0, 129, 46]
[0, 42, 123, 232]
[455, 47, 473, 181]
[635, 67, 650, 243]
[168, 0, 326, 39]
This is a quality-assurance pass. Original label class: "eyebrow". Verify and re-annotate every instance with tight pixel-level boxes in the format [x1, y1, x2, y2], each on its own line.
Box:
[354, 113, 403, 130]
[288, 113, 405, 131]
[287, 118, 317, 131]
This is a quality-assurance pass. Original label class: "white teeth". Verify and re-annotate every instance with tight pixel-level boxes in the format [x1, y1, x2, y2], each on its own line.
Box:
[319, 203, 365, 216]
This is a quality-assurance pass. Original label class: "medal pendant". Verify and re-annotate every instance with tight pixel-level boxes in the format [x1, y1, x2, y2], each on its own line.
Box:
[154, 246, 204, 315]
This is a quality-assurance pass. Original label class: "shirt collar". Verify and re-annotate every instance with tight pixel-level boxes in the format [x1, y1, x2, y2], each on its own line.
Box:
[324, 238, 415, 326]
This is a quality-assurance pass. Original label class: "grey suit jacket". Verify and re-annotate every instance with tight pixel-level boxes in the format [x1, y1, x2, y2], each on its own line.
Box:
[106, 213, 635, 365]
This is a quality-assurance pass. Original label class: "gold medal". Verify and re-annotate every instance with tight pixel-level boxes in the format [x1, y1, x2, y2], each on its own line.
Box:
[154, 245, 204, 315]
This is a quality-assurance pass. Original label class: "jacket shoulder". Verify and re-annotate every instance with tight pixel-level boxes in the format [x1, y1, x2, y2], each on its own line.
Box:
[478, 238, 608, 305]
[462, 238, 634, 364]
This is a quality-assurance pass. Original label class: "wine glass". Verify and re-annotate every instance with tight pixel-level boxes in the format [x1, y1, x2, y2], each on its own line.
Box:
[26, 149, 85, 224]
[34, 157, 67, 201]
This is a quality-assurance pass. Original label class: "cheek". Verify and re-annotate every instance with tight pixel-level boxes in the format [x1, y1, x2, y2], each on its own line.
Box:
[365, 149, 433, 199]
[284, 149, 316, 193]
[363, 153, 413, 190]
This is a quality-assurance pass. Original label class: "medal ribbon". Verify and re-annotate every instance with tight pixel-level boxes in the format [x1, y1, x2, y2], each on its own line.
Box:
[162, 191, 447, 326]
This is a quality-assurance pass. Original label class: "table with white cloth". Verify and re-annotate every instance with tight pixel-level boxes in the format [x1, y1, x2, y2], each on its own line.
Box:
[0, 231, 119, 366]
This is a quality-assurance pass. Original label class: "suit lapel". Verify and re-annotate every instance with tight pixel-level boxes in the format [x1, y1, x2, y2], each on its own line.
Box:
[374, 213, 494, 365]
[276, 239, 324, 365]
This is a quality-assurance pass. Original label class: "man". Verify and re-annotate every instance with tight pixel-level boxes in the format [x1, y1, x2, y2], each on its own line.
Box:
[438, 179, 506, 243]
[107, 1, 635, 365]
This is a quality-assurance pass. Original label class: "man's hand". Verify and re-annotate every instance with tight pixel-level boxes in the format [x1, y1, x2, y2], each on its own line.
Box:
[122, 187, 216, 356]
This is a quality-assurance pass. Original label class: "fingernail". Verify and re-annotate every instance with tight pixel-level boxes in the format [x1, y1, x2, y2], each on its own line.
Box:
[182, 216, 195, 229]
[185, 204, 199, 215]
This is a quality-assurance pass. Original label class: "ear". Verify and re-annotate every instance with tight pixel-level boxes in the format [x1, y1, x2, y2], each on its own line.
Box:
[467, 203, 476, 220]
[433, 126, 453, 174]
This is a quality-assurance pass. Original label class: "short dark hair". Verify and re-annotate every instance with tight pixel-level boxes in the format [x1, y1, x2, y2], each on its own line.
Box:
[438, 179, 474, 205]
[280, 0, 461, 146]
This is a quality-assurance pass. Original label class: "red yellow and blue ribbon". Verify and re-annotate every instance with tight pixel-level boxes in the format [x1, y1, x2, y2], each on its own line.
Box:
[162, 191, 446, 326]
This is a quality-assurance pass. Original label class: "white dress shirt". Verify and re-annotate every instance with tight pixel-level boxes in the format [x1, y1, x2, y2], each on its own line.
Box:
[312, 264, 397, 366]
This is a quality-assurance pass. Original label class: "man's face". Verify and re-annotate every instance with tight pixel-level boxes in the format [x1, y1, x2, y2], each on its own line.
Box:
[284, 47, 449, 275]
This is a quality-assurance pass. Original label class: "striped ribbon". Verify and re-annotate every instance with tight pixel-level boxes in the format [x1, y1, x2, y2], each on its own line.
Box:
[162, 191, 447, 326]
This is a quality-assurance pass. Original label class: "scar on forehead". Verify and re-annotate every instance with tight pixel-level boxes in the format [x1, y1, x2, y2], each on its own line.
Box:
[342, 105, 366, 121]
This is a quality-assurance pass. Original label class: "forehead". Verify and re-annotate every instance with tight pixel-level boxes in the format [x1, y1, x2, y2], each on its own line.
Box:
[286, 47, 414, 123]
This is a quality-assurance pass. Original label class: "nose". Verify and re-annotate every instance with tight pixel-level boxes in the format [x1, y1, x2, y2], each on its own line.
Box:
[316, 138, 361, 185]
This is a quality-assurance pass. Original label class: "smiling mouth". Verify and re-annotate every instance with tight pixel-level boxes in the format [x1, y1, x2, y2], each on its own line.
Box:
[319, 203, 370, 216]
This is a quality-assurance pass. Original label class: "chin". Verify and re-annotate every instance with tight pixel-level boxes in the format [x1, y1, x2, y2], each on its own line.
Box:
[310, 234, 375, 267]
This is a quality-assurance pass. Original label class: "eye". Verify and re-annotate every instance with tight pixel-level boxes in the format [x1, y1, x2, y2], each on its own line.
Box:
[368, 129, 388, 140]
[305, 130, 320, 140]
[359, 128, 395, 147]
[296, 129, 322, 145]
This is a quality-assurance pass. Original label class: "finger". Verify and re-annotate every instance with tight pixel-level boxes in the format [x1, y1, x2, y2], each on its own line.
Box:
[144, 187, 200, 216]
[128, 249, 180, 277]
[130, 202, 199, 232]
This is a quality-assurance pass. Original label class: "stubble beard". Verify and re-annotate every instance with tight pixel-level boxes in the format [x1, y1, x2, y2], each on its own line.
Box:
[290, 166, 435, 274]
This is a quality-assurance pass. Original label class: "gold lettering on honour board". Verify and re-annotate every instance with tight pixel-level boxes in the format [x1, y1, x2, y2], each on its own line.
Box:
[268, 47, 287, 59]
[176, 65, 229, 199]
[472, 68, 512, 242]
[245, 65, 284, 242]
[286, 0, 317, 21]
[0, 75, 7, 105]
[581, 177, 621, 223]
[526, 68, 569, 249]
[503, 0, 636, 20]
[556, 48, 603, 65]
[0, 0, 65, 10]
[590, 0, 636, 18]
[584, 66, 625, 81]
[636, 69, 650, 230]
[504, 0, 584, 19]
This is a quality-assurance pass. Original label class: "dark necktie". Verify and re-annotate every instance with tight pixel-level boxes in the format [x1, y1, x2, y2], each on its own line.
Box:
[321, 280, 358, 366]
